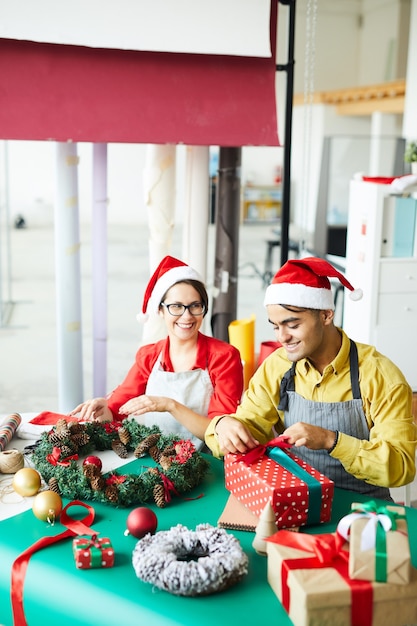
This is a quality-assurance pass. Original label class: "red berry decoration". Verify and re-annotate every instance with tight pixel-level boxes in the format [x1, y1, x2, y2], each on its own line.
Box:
[125, 507, 158, 538]
[82, 455, 102, 471]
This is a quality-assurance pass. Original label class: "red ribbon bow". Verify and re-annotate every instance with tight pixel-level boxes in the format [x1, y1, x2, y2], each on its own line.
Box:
[160, 472, 181, 503]
[266, 530, 373, 626]
[235, 435, 292, 466]
[46, 446, 78, 466]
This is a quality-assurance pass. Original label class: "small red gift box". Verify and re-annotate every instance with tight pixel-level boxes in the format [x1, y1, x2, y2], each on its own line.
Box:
[224, 442, 334, 529]
[73, 535, 114, 569]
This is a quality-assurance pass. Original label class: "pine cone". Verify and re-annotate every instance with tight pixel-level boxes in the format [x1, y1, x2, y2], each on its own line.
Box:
[90, 475, 106, 491]
[134, 433, 161, 458]
[68, 422, 85, 434]
[55, 419, 70, 436]
[118, 426, 131, 445]
[148, 467, 160, 477]
[112, 439, 128, 458]
[48, 477, 61, 495]
[60, 444, 74, 458]
[105, 484, 119, 503]
[83, 464, 101, 479]
[153, 483, 166, 508]
[161, 445, 176, 457]
[48, 431, 67, 445]
[159, 454, 172, 471]
[148, 445, 162, 463]
[71, 432, 90, 448]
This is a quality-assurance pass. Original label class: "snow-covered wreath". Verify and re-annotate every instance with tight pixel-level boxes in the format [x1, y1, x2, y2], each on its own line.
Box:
[132, 523, 249, 596]
[31, 418, 210, 508]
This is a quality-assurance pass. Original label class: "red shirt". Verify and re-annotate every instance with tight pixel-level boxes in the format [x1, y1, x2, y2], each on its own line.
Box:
[107, 332, 244, 420]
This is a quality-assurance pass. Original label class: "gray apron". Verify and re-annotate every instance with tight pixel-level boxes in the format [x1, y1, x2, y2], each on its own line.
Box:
[277, 341, 391, 500]
[139, 353, 213, 451]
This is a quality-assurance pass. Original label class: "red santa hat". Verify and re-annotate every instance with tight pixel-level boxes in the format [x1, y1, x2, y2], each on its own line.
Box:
[139, 255, 203, 320]
[263, 257, 362, 310]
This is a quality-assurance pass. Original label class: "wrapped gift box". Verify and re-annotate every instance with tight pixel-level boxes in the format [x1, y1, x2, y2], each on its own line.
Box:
[73, 535, 114, 569]
[266, 530, 417, 626]
[338, 502, 411, 585]
[224, 448, 334, 529]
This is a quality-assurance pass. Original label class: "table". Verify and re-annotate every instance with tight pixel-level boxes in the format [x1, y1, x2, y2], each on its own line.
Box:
[1, 454, 417, 626]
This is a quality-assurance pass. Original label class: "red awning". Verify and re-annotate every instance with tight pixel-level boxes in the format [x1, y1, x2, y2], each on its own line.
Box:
[0, 7, 279, 147]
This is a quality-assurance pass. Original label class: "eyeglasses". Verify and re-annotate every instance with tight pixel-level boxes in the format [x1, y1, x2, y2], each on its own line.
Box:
[161, 302, 206, 317]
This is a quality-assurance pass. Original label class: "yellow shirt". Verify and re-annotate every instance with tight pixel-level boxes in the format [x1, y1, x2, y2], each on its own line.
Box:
[205, 329, 416, 488]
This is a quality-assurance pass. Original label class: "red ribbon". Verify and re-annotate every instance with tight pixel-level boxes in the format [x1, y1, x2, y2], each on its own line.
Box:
[267, 531, 373, 626]
[11, 500, 96, 626]
[46, 446, 79, 466]
[160, 473, 181, 503]
[234, 435, 292, 465]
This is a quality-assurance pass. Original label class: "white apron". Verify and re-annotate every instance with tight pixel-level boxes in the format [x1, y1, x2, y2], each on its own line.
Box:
[138, 353, 213, 451]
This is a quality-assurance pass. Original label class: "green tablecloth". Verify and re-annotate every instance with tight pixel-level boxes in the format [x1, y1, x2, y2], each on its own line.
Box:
[1, 454, 416, 626]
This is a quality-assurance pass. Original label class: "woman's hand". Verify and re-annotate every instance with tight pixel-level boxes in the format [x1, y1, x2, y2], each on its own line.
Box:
[119, 395, 173, 416]
[69, 398, 113, 423]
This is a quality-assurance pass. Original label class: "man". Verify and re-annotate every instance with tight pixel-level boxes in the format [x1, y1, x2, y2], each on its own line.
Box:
[205, 257, 416, 499]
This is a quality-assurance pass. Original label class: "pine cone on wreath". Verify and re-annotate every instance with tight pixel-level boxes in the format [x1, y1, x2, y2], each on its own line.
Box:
[153, 483, 166, 508]
[112, 439, 128, 458]
[71, 432, 90, 448]
[48, 477, 61, 495]
[83, 464, 101, 479]
[134, 433, 161, 458]
[148, 445, 162, 463]
[118, 426, 131, 445]
[90, 475, 106, 491]
[68, 422, 85, 434]
[159, 454, 172, 471]
[55, 419, 70, 437]
[48, 431, 68, 445]
[60, 444, 74, 458]
[105, 484, 119, 503]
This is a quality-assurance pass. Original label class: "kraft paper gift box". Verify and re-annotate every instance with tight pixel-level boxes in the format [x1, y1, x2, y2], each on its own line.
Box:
[73, 535, 114, 569]
[266, 530, 417, 626]
[337, 501, 411, 585]
[224, 439, 334, 529]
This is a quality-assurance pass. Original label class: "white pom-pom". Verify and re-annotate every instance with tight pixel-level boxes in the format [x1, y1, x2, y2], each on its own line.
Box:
[136, 312, 149, 324]
[349, 288, 363, 301]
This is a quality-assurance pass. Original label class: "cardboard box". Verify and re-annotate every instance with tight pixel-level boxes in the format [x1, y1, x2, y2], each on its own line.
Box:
[341, 503, 411, 585]
[266, 530, 417, 626]
[73, 535, 114, 569]
[224, 449, 334, 529]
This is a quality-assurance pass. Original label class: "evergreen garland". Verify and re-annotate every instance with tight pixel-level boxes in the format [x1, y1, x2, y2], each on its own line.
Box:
[31, 418, 210, 508]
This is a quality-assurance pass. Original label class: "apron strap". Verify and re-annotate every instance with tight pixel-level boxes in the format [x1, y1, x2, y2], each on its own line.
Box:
[277, 340, 362, 412]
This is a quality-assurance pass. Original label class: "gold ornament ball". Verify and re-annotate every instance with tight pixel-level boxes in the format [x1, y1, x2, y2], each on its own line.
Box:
[12, 468, 42, 497]
[32, 490, 63, 522]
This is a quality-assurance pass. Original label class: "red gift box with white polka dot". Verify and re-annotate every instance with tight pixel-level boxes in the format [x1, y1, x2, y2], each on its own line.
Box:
[224, 451, 334, 529]
[73, 535, 114, 569]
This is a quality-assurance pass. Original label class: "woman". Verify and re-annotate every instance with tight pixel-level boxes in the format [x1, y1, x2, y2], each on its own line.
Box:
[70, 255, 244, 450]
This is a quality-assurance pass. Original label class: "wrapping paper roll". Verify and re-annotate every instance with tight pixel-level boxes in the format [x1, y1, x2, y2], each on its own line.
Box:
[258, 341, 282, 366]
[228, 314, 256, 390]
[0, 413, 22, 451]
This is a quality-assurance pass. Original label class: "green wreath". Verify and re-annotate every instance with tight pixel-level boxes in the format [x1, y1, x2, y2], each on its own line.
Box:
[31, 418, 210, 508]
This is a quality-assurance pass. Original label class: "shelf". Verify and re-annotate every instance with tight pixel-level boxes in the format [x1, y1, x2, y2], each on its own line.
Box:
[241, 185, 282, 223]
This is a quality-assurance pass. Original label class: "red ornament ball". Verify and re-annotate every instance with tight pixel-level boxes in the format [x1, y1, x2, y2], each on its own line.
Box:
[82, 455, 102, 471]
[125, 507, 158, 539]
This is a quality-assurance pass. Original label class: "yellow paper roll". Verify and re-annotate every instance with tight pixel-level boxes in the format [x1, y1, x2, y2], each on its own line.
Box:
[228, 314, 256, 390]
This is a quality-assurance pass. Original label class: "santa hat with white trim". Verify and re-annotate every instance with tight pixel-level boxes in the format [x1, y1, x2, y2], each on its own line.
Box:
[263, 257, 362, 310]
[138, 255, 203, 321]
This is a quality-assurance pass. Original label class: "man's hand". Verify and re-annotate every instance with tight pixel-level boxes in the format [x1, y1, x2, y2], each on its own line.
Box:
[215, 416, 260, 455]
[282, 421, 336, 451]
